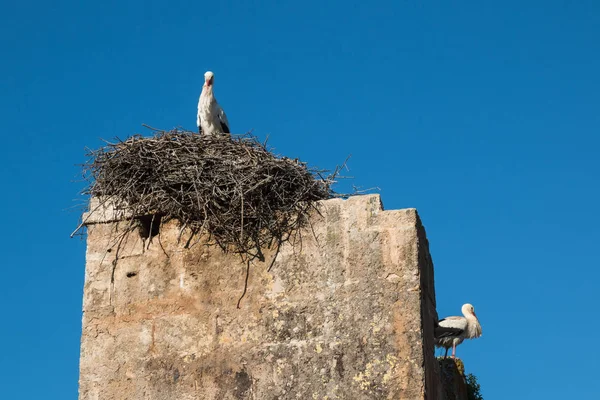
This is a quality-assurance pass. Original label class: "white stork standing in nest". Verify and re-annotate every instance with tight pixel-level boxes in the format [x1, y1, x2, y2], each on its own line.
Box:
[197, 71, 230, 136]
[435, 303, 482, 358]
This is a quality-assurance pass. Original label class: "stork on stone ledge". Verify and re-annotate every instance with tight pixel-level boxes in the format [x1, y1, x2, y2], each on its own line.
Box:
[434, 303, 482, 358]
[197, 71, 230, 136]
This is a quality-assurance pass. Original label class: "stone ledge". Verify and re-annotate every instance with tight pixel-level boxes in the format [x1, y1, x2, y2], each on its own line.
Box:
[82, 196, 133, 225]
[82, 193, 413, 226]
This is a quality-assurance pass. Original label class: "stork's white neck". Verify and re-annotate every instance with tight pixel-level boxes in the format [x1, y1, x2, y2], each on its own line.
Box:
[464, 313, 482, 338]
[200, 85, 215, 105]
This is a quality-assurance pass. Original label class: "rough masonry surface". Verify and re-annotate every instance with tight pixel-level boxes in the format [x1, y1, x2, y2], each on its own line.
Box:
[79, 194, 440, 399]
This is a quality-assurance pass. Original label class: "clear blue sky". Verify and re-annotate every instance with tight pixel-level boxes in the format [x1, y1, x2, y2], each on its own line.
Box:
[1, 1, 598, 398]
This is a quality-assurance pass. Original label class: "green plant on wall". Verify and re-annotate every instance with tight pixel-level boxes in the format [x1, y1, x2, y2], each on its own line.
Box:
[465, 373, 483, 400]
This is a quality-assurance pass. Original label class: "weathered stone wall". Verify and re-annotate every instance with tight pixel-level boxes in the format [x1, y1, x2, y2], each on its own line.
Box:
[78, 194, 440, 399]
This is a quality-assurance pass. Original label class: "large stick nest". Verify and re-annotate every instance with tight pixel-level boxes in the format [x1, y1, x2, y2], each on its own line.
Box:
[81, 128, 341, 261]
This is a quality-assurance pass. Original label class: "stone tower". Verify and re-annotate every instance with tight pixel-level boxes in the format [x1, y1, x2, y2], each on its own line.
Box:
[78, 194, 447, 399]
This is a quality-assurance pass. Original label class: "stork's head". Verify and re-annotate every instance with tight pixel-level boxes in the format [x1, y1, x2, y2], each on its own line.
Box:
[462, 303, 476, 317]
[204, 71, 215, 87]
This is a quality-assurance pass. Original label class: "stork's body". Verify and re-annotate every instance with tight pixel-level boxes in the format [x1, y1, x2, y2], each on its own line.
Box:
[434, 303, 482, 358]
[197, 71, 230, 136]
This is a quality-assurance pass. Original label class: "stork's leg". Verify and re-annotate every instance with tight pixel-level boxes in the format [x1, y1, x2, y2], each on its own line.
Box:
[451, 343, 456, 358]
[444, 347, 449, 359]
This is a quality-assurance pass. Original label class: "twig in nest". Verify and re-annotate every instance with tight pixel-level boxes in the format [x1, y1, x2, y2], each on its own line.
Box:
[237, 259, 251, 309]
[267, 240, 283, 273]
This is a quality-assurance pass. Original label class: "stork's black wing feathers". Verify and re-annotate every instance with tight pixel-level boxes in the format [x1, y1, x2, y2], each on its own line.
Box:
[435, 326, 464, 339]
[220, 121, 230, 134]
[434, 318, 465, 339]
